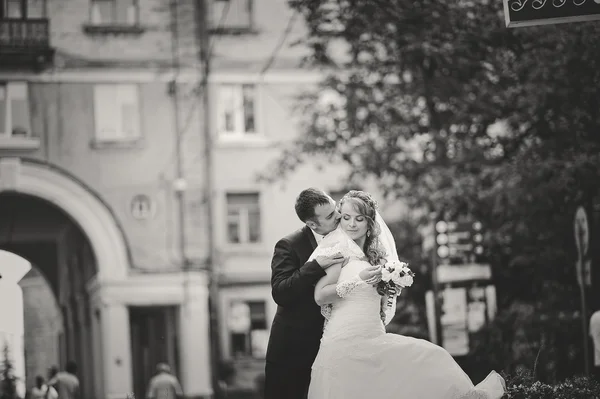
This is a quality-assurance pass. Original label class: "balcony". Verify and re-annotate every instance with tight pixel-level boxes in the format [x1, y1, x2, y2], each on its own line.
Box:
[0, 19, 54, 70]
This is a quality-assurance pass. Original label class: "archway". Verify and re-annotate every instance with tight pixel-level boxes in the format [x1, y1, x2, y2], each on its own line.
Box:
[1, 160, 130, 281]
[0, 158, 131, 399]
[0, 192, 99, 399]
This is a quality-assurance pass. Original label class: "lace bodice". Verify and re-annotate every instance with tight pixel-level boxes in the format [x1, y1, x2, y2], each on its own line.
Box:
[321, 259, 385, 342]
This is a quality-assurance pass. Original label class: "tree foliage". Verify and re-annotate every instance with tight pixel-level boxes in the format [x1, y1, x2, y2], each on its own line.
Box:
[261, 0, 600, 378]
[1, 343, 17, 399]
[262, 0, 600, 297]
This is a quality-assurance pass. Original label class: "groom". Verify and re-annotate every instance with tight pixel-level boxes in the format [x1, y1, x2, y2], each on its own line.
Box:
[264, 188, 344, 399]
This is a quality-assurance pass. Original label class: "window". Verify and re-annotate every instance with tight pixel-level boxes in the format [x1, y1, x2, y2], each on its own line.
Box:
[212, 0, 253, 32]
[90, 0, 138, 26]
[93, 84, 141, 142]
[217, 84, 256, 138]
[26, 0, 46, 18]
[1, 0, 21, 18]
[0, 82, 31, 138]
[2, 0, 47, 19]
[228, 300, 267, 358]
[226, 192, 261, 244]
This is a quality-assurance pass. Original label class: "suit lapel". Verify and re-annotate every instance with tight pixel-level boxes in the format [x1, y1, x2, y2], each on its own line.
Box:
[303, 225, 318, 251]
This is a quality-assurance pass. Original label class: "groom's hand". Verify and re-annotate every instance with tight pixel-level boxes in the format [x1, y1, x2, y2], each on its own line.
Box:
[359, 265, 382, 285]
[316, 252, 345, 269]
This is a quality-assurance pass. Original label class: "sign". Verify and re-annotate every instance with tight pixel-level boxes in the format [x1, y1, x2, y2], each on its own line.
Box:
[130, 194, 156, 220]
[504, 0, 600, 28]
[467, 287, 487, 332]
[437, 263, 492, 284]
[574, 206, 591, 286]
[228, 302, 251, 333]
[250, 329, 269, 358]
[427, 285, 497, 355]
[436, 219, 484, 264]
[440, 287, 470, 356]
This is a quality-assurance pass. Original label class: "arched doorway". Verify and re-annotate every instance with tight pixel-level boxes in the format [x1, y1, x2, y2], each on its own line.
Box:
[0, 192, 97, 399]
[0, 159, 132, 399]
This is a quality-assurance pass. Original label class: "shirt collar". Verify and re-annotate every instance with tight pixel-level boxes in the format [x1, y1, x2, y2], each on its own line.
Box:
[310, 229, 325, 244]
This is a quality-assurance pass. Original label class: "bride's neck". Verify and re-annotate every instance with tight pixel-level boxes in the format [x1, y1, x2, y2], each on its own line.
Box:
[354, 236, 366, 251]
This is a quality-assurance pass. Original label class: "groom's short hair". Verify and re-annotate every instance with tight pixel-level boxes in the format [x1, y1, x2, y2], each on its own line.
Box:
[295, 188, 330, 223]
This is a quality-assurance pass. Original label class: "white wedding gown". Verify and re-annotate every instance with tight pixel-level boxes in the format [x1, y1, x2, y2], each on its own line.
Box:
[308, 257, 506, 399]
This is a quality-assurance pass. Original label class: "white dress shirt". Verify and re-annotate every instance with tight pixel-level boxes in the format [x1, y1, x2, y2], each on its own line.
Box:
[311, 229, 325, 246]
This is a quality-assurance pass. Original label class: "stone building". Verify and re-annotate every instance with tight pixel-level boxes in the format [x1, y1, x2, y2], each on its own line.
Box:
[0, 0, 210, 398]
[0, 0, 349, 396]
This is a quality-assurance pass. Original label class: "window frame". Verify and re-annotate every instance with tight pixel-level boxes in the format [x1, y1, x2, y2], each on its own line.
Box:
[88, 0, 139, 27]
[92, 83, 142, 144]
[216, 83, 259, 140]
[228, 299, 268, 359]
[225, 192, 261, 245]
[210, 0, 254, 34]
[0, 81, 31, 139]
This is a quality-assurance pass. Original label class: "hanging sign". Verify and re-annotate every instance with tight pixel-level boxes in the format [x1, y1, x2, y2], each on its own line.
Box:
[504, 0, 600, 28]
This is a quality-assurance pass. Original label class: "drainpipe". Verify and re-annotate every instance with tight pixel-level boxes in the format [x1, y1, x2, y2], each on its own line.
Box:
[169, 0, 191, 364]
[197, 0, 222, 395]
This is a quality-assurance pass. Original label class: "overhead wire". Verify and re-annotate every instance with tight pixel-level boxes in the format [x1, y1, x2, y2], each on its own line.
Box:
[186, 7, 301, 166]
[159, 0, 233, 177]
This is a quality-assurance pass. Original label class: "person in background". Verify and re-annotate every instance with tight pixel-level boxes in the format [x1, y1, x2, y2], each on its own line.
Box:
[146, 363, 183, 399]
[30, 375, 57, 399]
[47, 366, 58, 384]
[48, 361, 80, 399]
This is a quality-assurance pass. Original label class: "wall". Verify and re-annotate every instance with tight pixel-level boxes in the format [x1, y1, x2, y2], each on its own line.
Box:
[20, 271, 62, 391]
[48, 0, 199, 67]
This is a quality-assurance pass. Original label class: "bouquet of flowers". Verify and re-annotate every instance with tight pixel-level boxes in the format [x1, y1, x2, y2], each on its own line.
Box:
[375, 259, 415, 301]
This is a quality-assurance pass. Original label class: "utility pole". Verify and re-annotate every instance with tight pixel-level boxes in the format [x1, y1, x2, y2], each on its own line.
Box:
[197, 0, 222, 396]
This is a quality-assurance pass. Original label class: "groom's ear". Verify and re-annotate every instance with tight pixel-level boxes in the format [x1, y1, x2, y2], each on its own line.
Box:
[306, 220, 317, 230]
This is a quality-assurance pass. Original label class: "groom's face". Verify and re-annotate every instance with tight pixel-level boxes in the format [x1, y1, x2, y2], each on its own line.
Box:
[308, 197, 340, 235]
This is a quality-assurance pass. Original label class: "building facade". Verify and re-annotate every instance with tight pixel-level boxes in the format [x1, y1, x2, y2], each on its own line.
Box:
[1, 0, 368, 397]
[206, 0, 350, 390]
[0, 0, 212, 398]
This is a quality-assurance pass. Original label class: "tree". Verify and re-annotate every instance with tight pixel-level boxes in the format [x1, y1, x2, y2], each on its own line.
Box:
[261, 0, 600, 380]
[1, 342, 18, 399]
[266, 0, 600, 206]
[262, 0, 600, 295]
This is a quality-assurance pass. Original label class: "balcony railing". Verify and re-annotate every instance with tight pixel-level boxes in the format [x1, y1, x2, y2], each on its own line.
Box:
[0, 18, 53, 69]
[0, 18, 50, 48]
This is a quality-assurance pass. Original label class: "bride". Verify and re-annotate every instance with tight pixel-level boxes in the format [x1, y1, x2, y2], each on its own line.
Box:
[307, 190, 506, 399]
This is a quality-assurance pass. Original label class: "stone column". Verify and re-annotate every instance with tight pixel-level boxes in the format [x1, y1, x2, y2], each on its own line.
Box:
[90, 305, 105, 399]
[76, 297, 94, 399]
[179, 276, 213, 398]
[100, 301, 133, 399]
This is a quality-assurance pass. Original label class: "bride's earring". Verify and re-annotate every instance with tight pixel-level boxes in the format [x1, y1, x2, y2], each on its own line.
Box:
[367, 230, 371, 237]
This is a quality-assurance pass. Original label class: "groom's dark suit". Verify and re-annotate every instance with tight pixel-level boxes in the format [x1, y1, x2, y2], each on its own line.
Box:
[264, 225, 327, 399]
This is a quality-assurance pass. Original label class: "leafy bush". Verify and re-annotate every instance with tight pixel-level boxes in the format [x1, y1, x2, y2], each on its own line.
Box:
[0, 343, 18, 399]
[503, 369, 600, 398]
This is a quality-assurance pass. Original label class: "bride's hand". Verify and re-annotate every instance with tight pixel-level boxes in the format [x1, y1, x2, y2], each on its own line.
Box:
[359, 265, 382, 285]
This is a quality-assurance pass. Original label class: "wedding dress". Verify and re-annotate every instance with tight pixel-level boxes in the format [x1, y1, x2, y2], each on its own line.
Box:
[307, 224, 506, 399]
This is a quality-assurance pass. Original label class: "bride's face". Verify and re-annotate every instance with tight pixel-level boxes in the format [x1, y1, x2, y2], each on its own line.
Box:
[339, 202, 369, 243]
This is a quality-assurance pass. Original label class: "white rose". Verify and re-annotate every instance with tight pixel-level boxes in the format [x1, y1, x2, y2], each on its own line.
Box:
[381, 267, 393, 282]
[398, 274, 414, 287]
[390, 269, 402, 285]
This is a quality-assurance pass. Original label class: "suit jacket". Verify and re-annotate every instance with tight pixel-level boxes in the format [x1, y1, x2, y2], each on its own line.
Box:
[265, 225, 327, 368]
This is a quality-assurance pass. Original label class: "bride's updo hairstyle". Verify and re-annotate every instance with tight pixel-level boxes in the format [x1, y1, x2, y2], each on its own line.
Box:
[339, 190, 387, 266]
